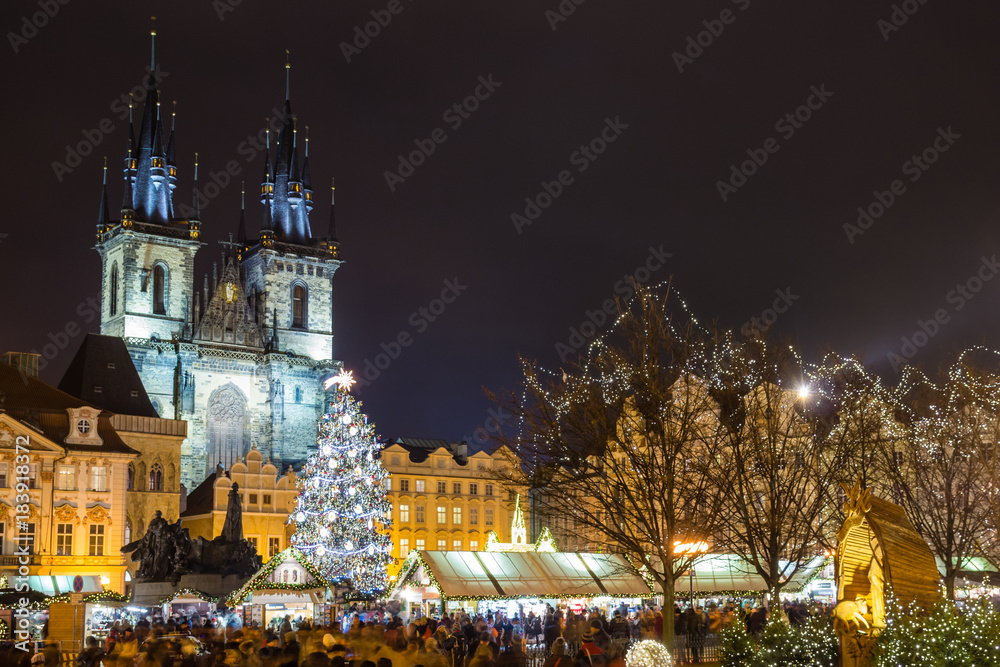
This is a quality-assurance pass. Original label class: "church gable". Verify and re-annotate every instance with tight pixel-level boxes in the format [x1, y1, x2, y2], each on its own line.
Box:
[195, 253, 262, 347]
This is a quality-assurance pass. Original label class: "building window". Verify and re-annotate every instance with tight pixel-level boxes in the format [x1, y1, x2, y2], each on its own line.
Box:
[383, 478, 391, 491]
[485, 484, 494, 496]
[415, 480, 425, 493]
[294, 387, 303, 403]
[470, 540, 479, 551]
[249, 493, 258, 505]
[485, 508, 494, 526]
[453, 482, 462, 495]
[292, 283, 307, 328]
[89, 525, 105, 556]
[0, 463, 7, 488]
[415, 506, 425, 523]
[57, 465, 76, 491]
[470, 483, 478, 496]
[148, 463, 163, 492]
[90, 466, 108, 492]
[153, 264, 167, 315]
[391, 455, 400, 466]
[207, 384, 249, 476]
[263, 494, 272, 505]
[124, 520, 131, 545]
[77, 419, 91, 434]
[399, 504, 410, 523]
[437, 540, 447, 551]
[453, 507, 462, 524]
[469, 508, 479, 525]
[416, 538, 425, 551]
[126, 464, 134, 490]
[109, 262, 119, 316]
[437, 481, 446, 494]
[508, 490, 516, 502]
[27, 464, 37, 489]
[56, 524, 73, 556]
[248, 536, 259, 551]
[400, 539, 410, 558]
[399, 479, 409, 492]
[269, 537, 280, 556]
[437, 506, 446, 524]
[20, 522, 35, 554]
[453, 540, 462, 551]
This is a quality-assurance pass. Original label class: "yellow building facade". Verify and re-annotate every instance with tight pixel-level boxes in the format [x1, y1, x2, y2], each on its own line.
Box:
[180, 445, 298, 561]
[381, 438, 525, 580]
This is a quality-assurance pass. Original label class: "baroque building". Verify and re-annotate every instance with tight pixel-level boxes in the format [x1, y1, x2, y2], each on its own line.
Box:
[93, 33, 343, 489]
[380, 438, 525, 581]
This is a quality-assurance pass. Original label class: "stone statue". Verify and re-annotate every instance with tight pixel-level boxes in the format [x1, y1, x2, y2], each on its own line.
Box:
[221, 483, 243, 543]
[122, 510, 191, 583]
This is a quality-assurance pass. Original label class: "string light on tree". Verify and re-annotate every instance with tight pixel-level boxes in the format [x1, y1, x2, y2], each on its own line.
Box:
[290, 368, 393, 596]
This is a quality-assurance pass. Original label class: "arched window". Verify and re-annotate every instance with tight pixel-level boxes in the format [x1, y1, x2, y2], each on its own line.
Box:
[291, 283, 307, 329]
[207, 384, 250, 477]
[153, 264, 166, 315]
[137, 462, 146, 491]
[126, 463, 134, 490]
[125, 518, 131, 545]
[149, 463, 163, 492]
[109, 262, 119, 316]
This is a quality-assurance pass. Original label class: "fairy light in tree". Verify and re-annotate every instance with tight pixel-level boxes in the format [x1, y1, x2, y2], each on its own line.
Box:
[290, 369, 393, 595]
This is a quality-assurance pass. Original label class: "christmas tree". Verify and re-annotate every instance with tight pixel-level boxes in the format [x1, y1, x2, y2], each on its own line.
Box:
[290, 370, 394, 596]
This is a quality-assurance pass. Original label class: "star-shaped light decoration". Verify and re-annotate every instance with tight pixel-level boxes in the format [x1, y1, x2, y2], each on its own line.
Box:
[324, 369, 357, 392]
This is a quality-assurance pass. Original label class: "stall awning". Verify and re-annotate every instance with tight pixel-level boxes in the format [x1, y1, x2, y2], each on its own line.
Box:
[28, 576, 103, 595]
[394, 551, 652, 601]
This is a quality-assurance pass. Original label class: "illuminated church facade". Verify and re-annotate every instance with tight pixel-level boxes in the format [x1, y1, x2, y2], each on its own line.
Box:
[94, 33, 343, 489]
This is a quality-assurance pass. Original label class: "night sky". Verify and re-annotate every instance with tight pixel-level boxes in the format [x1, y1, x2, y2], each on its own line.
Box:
[2, 0, 999, 445]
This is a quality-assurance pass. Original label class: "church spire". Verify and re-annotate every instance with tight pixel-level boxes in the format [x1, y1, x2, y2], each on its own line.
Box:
[302, 125, 312, 192]
[285, 49, 291, 101]
[166, 101, 177, 166]
[191, 153, 201, 221]
[97, 157, 110, 230]
[327, 177, 338, 243]
[237, 182, 247, 245]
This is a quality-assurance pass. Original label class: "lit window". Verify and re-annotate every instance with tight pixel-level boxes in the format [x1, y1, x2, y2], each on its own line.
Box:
[20, 523, 35, 554]
[470, 540, 478, 551]
[399, 504, 410, 522]
[485, 508, 494, 526]
[56, 524, 73, 556]
[90, 466, 108, 492]
[148, 463, 163, 491]
[415, 480, 425, 493]
[383, 478, 391, 491]
[57, 465, 76, 491]
[437, 540, 447, 551]
[248, 536, 259, 551]
[400, 539, 410, 558]
[437, 506, 446, 524]
[453, 540, 462, 551]
[89, 524, 105, 556]
[269, 537, 280, 556]
[453, 507, 462, 524]
[416, 538, 425, 551]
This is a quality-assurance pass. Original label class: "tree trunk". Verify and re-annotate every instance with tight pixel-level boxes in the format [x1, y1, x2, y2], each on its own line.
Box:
[662, 576, 676, 653]
[944, 570, 956, 601]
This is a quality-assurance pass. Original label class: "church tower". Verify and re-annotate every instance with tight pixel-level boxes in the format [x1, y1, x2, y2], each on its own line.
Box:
[94, 37, 344, 489]
[96, 27, 201, 343]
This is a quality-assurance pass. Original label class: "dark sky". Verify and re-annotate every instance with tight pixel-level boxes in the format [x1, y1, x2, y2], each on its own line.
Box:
[2, 0, 999, 444]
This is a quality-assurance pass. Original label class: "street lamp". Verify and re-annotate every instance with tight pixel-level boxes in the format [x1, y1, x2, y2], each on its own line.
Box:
[674, 541, 709, 607]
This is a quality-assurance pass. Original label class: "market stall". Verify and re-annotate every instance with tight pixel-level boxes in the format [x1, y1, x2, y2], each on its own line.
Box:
[390, 550, 653, 621]
[227, 547, 333, 631]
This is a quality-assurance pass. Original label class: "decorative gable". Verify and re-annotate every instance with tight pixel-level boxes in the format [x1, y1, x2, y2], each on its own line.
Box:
[65, 407, 104, 446]
[195, 253, 262, 347]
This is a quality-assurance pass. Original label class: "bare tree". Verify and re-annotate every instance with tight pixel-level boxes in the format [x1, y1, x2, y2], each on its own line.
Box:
[886, 355, 1000, 599]
[488, 284, 730, 648]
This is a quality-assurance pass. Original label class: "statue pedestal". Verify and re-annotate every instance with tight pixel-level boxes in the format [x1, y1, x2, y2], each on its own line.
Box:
[132, 573, 249, 608]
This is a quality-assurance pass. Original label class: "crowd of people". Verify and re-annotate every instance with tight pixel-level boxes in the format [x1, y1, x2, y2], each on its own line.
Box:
[0, 598, 840, 667]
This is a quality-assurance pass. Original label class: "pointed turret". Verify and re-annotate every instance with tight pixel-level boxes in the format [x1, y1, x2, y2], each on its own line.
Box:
[237, 183, 247, 245]
[191, 153, 201, 221]
[152, 101, 165, 158]
[166, 101, 177, 166]
[132, 23, 174, 225]
[97, 158, 110, 233]
[327, 177, 338, 243]
[302, 125, 312, 192]
[288, 124, 301, 184]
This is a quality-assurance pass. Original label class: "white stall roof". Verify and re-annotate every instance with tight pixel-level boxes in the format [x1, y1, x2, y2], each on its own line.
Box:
[396, 551, 652, 600]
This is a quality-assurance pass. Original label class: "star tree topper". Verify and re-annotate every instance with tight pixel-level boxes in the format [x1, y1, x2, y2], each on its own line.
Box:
[325, 369, 356, 392]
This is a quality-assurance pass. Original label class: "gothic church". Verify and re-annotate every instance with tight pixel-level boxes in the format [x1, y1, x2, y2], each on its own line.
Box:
[94, 33, 343, 489]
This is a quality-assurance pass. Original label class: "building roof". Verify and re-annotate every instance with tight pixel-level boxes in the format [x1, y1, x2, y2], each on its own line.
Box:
[58, 334, 159, 418]
[381, 437, 474, 464]
[0, 361, 137, 455]
[180, 470, 219, 517]
[392, 551, 652, 601]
